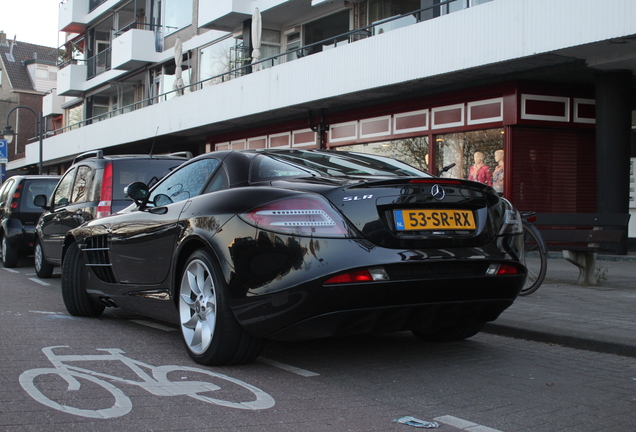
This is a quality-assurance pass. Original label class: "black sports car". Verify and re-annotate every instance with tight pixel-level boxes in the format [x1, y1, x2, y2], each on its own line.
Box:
[61, 149, 526, 365]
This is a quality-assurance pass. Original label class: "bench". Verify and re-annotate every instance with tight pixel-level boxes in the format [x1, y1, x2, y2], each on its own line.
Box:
[533, 213, 631, 285]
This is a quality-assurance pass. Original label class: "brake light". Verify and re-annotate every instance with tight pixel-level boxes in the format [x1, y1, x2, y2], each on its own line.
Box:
[10, 186, 21, 209]
[241, 196, 351, 237]
[409, 179, 462, 185]
[97, 162, 113, 218]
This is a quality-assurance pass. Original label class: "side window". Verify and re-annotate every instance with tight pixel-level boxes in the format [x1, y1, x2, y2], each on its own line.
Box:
[71, 166, 92, 203]
[53, 168, 76, 208]
[202, 166, 229, 194]
[0, 179, 14, 205]
[149, 159, 221, 206]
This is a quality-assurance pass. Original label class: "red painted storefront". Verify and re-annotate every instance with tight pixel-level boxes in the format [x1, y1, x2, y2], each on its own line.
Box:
[209, 81, 597, 213]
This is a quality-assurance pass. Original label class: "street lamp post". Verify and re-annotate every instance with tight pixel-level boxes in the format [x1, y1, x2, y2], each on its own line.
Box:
[1, 106, 45, 174]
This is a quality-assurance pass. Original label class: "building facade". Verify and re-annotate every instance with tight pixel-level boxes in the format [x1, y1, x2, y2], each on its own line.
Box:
[4, 0, 636, 241]
[0, 32, 59, 179]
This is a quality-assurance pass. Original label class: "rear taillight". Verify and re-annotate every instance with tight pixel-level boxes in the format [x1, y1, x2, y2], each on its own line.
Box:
[241, 196, 351, 237]
[97, 162, 113, 218]
[324, 267, 389, 285]
[486, 264, 520, 275]
[10, 185, 22, 209]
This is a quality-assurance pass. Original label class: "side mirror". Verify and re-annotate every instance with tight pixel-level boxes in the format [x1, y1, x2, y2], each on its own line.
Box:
[34, 194, 49, 209]
[124, 182, 150, 207]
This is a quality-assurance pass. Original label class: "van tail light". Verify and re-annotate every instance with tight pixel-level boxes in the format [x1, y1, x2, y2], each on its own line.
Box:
[97, 162, 113, 218]
[10, 185, 22, 209]
[240, 196, 352, 237]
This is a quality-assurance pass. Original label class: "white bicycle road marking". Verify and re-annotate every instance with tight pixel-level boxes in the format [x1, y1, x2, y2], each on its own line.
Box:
[19, 346, 275, 419]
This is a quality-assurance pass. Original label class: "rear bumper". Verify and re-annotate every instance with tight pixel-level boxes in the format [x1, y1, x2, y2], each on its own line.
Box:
[234, 263, 525, 340]
[4, 219, 35, 252]
[266, 299, 515, 341]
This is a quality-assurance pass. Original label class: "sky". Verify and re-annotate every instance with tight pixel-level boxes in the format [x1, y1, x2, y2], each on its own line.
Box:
[0, 0, 61, 48]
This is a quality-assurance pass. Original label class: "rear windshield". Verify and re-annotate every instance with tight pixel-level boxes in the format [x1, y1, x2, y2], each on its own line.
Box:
[20, 179, 59, 212]
[251, 151, 430, 181]
[112, 159, 184, 200]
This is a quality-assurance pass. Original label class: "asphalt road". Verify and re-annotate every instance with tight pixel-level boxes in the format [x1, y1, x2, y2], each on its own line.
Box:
[1, 262, 634, 432]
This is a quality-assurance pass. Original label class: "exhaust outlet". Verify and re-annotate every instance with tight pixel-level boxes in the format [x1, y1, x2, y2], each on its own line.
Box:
[99, 297, 118, 308]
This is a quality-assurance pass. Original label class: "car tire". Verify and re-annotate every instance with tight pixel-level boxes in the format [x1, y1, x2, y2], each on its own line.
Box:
[61, 243, 105, 317]
[411, 320, 486, 342]
[178, 249, 265, 366]
[1, 234, 19, 268]
[34, 239, 54, 278]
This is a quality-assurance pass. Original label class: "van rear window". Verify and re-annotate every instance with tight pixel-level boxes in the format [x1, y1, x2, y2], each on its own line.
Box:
[112, 159, 184, 200]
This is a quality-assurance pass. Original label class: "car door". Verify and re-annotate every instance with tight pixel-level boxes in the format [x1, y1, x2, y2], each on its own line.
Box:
[39, 165, 93, 263]
[107, 158, 221, 285]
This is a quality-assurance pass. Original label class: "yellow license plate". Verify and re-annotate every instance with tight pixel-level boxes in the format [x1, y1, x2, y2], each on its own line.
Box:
[394, 209, 476, 231]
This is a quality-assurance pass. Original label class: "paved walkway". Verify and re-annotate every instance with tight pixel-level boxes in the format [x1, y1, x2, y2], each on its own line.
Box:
[484, 253, 636, 358]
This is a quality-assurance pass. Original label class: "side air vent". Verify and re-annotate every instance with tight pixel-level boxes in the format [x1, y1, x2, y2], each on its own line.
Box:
[83, 235, 116, 283]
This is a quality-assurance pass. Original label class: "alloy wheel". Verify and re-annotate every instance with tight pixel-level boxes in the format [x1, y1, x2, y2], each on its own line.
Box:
[179, 258, 217, 355]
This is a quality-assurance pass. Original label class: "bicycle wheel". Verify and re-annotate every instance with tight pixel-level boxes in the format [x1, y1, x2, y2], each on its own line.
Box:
[520, 222, 547, 296]
[19, 368, 132, 419]
[152, 365, 275, 410]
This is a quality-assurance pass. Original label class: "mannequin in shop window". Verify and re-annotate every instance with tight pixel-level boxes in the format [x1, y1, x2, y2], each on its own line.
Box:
[468, 151, 492, 186]
[492, 149, 504, 193]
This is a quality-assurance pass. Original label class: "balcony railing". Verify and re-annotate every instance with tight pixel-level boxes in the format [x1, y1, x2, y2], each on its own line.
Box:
[51, 0, 478, 134]
[87, 47, 112, 79]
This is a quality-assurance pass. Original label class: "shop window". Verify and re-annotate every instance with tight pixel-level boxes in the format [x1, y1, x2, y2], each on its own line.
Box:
[435, 128, 504, 188]
[335, 136, 430, 172]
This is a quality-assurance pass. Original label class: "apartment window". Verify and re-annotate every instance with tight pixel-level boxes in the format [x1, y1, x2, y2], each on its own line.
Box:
[65, 103, 84, 131]
[164, 0, 192, 35]
[199, 36, 238, 86]
[285, 31, 301, 61]
[369, 0, 421, 23]
[304, 10, 350, 55]
[91, 96, 111, 122]
[259, 29, 281, 68]
[369, 0, 420, 34]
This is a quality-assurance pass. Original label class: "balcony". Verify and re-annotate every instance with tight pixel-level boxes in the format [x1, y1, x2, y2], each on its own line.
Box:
[111, 29, 159, 70]
[42, 90, 64, 117]
[198, 0, 250, 31]
[57, 61, 87, 97]
[58, 0, 89, 33]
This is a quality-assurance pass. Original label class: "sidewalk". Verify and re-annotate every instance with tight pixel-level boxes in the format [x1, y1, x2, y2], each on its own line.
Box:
[483, 253, 636, 358]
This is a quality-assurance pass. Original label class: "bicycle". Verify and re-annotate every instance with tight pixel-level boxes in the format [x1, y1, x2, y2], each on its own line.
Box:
[519, 211, 548, 296]
[19, 346, 275, 419]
